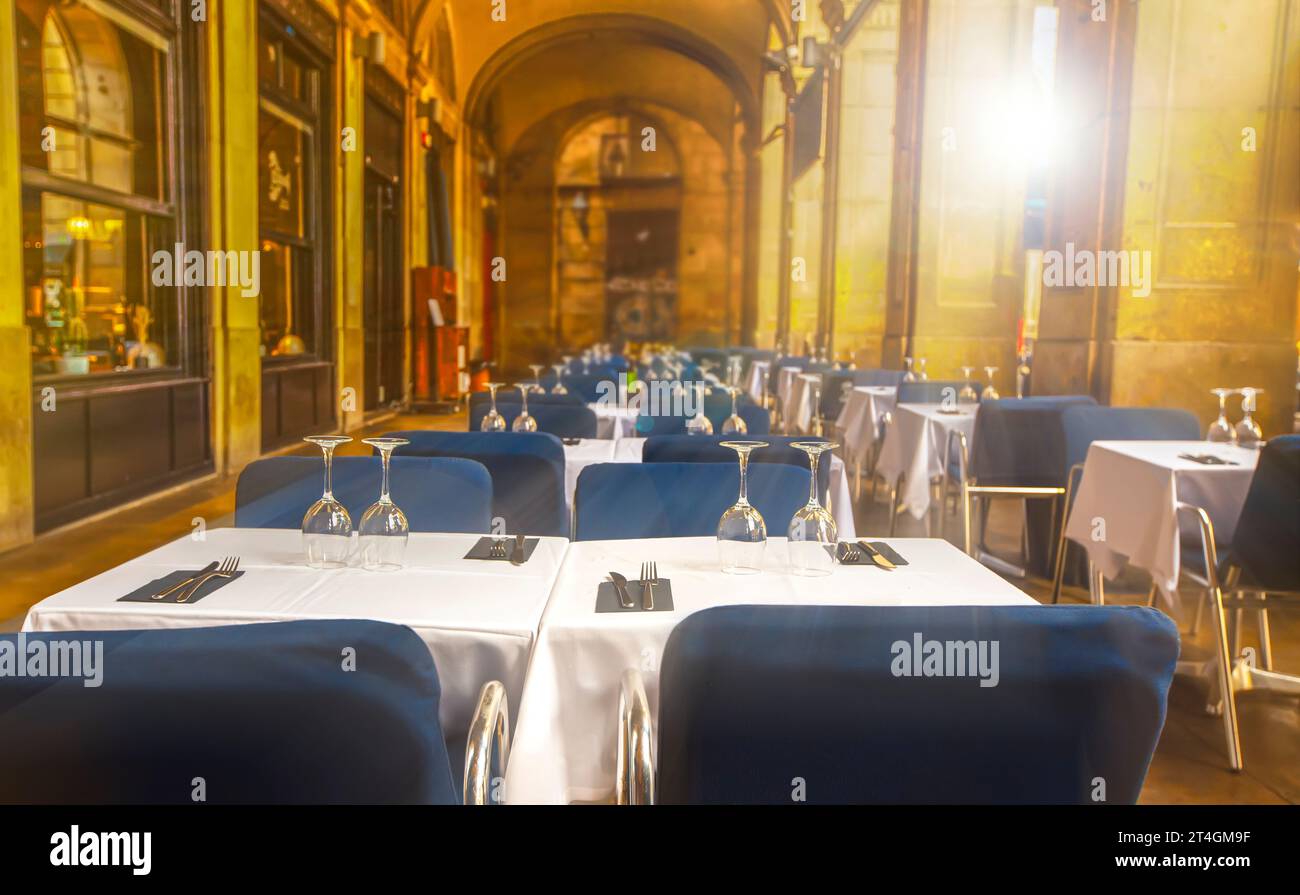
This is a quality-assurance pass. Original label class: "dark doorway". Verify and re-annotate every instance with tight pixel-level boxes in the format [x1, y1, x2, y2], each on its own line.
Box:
[363, 90, 404, 411]
[604, 209, 679, 343]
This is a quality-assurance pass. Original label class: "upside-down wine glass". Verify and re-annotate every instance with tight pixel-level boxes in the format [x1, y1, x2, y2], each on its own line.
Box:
[718, 441, 769, 574]
[959, 366, 979, 403]
[512, 383, 538, 432]
[902, 356, 916, 383]
[1234, 388, 1264, 448]
[1207, 388, 1238, 443]
[302, 435, 354, 568]
[981, 366, 1000, 401]
[358, 437, 410, 571]
[550, 364, 568, 395]
[916, 358, 928, 381]
[480, 382, 507, 431]
[788, 441, 839, 576]
[721, 385, 748, 434]
[528, 365, 547, 394]
[685, 382, 714, 435]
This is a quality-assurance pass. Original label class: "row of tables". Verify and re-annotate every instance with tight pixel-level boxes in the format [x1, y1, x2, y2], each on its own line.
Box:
[24, 530, 1032, 804]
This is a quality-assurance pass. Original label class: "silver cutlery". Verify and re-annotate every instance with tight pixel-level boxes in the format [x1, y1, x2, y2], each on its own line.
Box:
[640, 561, 658, 611]
[857, 540, 896, 571]
[176, 556, 240, 603]
[152, 561, 217, 600]
[835, 542, 861, 564]
[510, 533, 527, 566]
[609, 571, 634, 609]
[489, 539, 507, 559]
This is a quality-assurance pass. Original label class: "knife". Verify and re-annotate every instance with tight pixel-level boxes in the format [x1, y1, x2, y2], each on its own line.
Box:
[510, 533, 527, 566]
[857, 540, 896, 571]
[608, 571, 634, 609]
[152, 561, 218, 600]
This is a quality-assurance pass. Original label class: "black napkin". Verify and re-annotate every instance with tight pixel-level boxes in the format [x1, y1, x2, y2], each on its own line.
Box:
[117, 569, 245, 605]
[464, 537, 541, 563]
[595, 579, 675, 613]
[829, 541, 910, 567]
[561, 437, 583, 446]
[1178, 453, 1239, 466]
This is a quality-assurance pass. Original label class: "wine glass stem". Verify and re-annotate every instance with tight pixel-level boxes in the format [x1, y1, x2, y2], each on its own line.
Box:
[737, 451, 750, 505]
[321, 444, 335, 500]
[379, 447, 393, 503]
[808, 451, 820, 505]
[489, 387, 498, 415]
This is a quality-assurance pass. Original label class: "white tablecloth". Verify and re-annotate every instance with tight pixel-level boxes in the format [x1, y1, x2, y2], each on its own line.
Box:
[835, 386, 897, 464]
[874, 403, 979, 519]
[777, 366, 803, 416]
[1064, 441, 1258, 609]
[588, 403, 638, 440]
[562, 439, 857, 540]
[745, 360, 770, 403]
[22, 528, 570, 741]
[504, 535, 1035, 804]
[786, 372, 824, 434]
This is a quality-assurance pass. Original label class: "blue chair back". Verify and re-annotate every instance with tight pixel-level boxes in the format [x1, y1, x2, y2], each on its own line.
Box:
[1061, 405, 1201, 475]
[574, 462, 810, 540]
[968, 396, 1098, 487]
[657, 604, 1178, 804]
[470, 388, 585, 408]
[468, 401, 598, 438]
[0, 620, 459, 804]
[384, 430, 567, 536]
[553, 373, 611, 402]
[897, 380, 979, 405]
[235, 456, 492, 533]
[643, 434, 829, 497]
[1225, 434, 1300, 590]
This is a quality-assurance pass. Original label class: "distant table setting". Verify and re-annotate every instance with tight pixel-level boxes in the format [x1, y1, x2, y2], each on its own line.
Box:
[785, 372, 823, 434]
[504, 535, 1035, 804]
[23, 528, 570, 738]
[1063, 440, 1260, 609]
[745, 359, 770, 403]
[835, 385, 897, 465]
[588, 403, 638, 440]
[875, 402, 979, 519]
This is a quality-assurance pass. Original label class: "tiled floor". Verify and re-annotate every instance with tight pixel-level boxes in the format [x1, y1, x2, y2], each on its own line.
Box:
[1, 411, 1296, 803]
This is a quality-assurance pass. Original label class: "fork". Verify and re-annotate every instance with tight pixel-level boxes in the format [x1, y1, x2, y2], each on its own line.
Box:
[835, 542, 861, 564]
[176, 556, 239, 603]
[489, 539, 507, 559]
[640, 561, 657, 611]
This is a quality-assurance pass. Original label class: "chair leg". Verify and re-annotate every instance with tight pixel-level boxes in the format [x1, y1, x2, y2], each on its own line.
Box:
[1231, 608, 1243, 660]
[1144, 582, 1158, 607]
[1256, 597, 1273, 671]
[854, 458, 862, 501]
[1210, 584, 1245, 771]
[1088, 561, 1106, 605]
[1049, 522, 1071, 604]
[961, 484, 973, 556]
[1190, 590, 1206, 636]
[888, 477, 902, 537]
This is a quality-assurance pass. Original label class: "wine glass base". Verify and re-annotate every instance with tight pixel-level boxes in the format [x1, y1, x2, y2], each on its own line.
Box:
[306, 559, 349, 570]
[721, 565, 762, 575]
[363, 561, 404, 573]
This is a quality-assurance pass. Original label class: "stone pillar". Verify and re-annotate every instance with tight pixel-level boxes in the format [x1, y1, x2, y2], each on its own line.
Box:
[0, 0, 34, 551]
[206, 0, 262, 472]
[336, 21, 367, 431]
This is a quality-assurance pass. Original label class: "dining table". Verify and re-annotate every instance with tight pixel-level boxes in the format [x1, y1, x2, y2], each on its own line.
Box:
[835, 385, 898, 466]
[874, 402, 980, 521]
[503, 535, 1036, 804]
[785, 372, 824, 435]
[1063, 440, 1260, 611]
[745, 359, 771, 404]
[22, 528, 570, 741]
[561, 438, 859, 540]
[587, 402, 638, 440]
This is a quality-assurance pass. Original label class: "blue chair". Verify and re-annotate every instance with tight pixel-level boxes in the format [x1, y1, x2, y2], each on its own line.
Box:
[0, 620, 509, 804]
[1179, 435, 1300, 770]
[235, 456, 493, 533]
[468, 401, 598, 438]
[384, 431, 567, 537]
[615, 604, 1178, 804]
[643, 434, 830, 499]
[574, 462, 810, 540]
[1050, 406, 1201, 602]
[936, 396, 1097, 565]
[820, 369, 906, 419]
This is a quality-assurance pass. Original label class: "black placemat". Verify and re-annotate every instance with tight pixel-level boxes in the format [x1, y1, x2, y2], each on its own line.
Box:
[117, 569, 245, 605]
[595, 579, 674, 613]
[1178, 452, 1239, 466]
[829, 541, 911, 567]
[464, 537, 541, 563]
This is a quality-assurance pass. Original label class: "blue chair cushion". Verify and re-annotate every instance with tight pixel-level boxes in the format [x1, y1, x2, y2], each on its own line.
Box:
[0, 620, 459, 804]
[969, 396, 1098, 487]
[574, 462, 811, 540]
[643, 434, 830, 497]
[235, 456, 492, 533]
[1222, 434, 1300, 591]
[657, 604, 1179, 804]
[384, 430, 567, 537]
[1061, 405, 1201, 475]
[469, 401, 598, 439]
